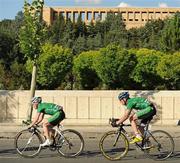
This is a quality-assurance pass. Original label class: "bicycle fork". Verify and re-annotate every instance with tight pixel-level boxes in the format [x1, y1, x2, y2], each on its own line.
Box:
[113, 132, 121, 147]
[21, 132, 36, 152]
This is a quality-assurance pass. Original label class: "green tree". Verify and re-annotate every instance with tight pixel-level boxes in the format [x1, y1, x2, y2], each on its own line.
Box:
[138, 19, 165, 50]
[86, 33, 103, 50]
[73, 51, 100, 89]
[157, 52, 180, 89]
[62, 18, 75, 48]
[37, 43, 73, 89]
[127, 28, 141, 49]
[104, 12, 127, 47]
[94, 44, 137, 89]
[74, 15, 87, 38]
[0, 61, 6, 89]
[48, 13, 65, 44]
[19, 0, 45, 121]
[0, 31, 16, 66]
[9, 61, 31, 90]
[87, 21, 96, 36]
[160, 12, 180, 52]
[131, 49, 164, 89]
[14, 11, 24, 32]
[73, 35, 87, 54]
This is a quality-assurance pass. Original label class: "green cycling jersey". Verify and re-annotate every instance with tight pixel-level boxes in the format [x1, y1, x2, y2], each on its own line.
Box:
[126, 97, 151, 110]
[37, 103, 62, 115]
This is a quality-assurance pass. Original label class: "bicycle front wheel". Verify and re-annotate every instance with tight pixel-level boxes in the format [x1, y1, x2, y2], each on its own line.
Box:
[144, 130, 174, 160]
[57, 129, 84, 157]
[99, 131, 129, 161]
[14, 129, 43, 158]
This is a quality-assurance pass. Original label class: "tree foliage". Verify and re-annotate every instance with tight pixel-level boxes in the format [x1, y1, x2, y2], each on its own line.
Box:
[19, 0, 46, 60]
[160, 12, 180, 52]
[131, 49, 164, 89]
[0, 9, 180, 90]
[73, 51, 100, 89]
[157, 52, 180, 89]
[37, 43, 73, 89]
[94, 44, 137, 89]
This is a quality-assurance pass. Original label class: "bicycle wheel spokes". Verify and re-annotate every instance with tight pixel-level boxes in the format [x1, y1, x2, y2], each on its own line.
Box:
[15, 129, 42, 158]
[144, 130, 174, 160]
[99, 131, 129, 161]
[57, 129, 84, 157]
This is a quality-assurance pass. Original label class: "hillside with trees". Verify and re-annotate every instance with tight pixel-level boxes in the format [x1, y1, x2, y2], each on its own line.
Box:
[0, 11, 179, 90]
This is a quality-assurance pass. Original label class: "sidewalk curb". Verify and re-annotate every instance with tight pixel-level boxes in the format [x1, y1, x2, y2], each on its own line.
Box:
[0, 124, 180, 139]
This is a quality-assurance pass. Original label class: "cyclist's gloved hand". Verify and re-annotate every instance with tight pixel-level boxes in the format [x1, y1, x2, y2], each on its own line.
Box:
[111, 121, 118, 127]
[109, 118, 120, 127]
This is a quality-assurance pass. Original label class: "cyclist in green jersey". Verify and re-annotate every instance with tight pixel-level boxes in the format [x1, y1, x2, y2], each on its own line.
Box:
[29, 97, 65, 146]
[114, 92, 156, 144]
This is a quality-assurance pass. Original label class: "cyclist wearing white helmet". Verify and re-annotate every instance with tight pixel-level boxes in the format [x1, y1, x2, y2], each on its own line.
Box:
[30, 97, 65, 147]
[114, 92, 156, 144]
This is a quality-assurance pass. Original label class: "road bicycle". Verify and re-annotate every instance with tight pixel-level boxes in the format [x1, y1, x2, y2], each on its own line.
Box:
[14, 121, 84, 158]
[99, 118, 174, 161]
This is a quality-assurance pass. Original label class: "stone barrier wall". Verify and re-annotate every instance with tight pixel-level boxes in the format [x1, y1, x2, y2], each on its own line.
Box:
[0, 90, 180, 125]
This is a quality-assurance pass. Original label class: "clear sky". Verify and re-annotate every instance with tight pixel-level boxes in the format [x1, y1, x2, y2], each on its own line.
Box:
[0, 0, 180, 20]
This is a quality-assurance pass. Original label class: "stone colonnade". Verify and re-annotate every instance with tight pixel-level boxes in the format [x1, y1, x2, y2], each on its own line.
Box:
[43, 7, 180, 28]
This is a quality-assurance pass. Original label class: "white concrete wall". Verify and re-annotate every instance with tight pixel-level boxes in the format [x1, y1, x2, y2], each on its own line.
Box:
[0, 90, 180, 125]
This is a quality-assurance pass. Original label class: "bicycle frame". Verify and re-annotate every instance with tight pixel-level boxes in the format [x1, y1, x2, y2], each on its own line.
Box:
[115, 122, 153, 151]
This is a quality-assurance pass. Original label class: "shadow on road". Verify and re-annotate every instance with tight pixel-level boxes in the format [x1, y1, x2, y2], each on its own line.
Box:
[0, 148, 17, 156]
[169, 151, 180, 160]
[0, 147, 180, 161]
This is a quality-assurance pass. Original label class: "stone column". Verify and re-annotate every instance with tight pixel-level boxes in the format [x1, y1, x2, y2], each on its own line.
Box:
[140, 11, 142, 21]
[85, 11, 88, 24]
[71, 11, 75, 22]
[92, 11, 95, 22]
[65, 11, 67, 20]
[153, 11, 155, 20]
[126, 11, 129, 21]
[161, 11, 163, 20]
[133, 11, 135, 21]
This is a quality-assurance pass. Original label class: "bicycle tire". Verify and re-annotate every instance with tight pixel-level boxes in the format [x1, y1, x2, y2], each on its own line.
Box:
[57, 129, 84, 157]
[14, 129, 43, 158]
[143, 130, 174, 160]
[99, 130, 129, 161]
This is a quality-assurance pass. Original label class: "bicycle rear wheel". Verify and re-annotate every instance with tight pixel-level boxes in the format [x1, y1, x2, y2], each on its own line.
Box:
[14, 129, 43, 158]
[99, 131, 129, 161]
[144, 130, 174, 160]
[57, 129, 84, 157]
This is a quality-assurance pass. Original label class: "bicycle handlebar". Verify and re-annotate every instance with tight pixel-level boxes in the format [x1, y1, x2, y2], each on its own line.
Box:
[22, 120, 31, 126]
[109, 118, 131, 127]
[22, 120, 41, 128]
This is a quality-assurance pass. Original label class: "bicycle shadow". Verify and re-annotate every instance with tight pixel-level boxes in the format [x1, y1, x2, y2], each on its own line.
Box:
[38, 148, 137, 159]
[36, 149, 103, 159]
[0, 148, 17, 156]
[168, 151, 180, 160]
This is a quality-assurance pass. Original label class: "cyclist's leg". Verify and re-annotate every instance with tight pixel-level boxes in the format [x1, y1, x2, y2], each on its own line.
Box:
[41, 119, 54, 146]
[48, 110, 66, 137]
[42, 119, 53, 139]
[129, 112, 140, 136]
[48, 110, 65, 126]
[41, 111, 65, 146]
[137, 106, 155, 135]
[129, 114, 143, 144]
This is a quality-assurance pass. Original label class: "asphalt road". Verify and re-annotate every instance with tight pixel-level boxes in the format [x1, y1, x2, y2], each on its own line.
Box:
[0, 137, 180, 163]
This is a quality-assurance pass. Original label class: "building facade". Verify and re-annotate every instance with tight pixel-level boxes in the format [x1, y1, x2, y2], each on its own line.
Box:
[43, 7, 180, 29]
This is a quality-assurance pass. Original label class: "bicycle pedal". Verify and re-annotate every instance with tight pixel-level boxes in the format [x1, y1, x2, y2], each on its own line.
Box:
[49, 146, 57, 151]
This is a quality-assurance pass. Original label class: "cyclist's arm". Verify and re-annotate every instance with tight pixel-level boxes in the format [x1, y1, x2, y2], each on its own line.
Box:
[30, 112, 41, 127]
[36, 113, 44, 125]
[116, 109, 131, 125]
